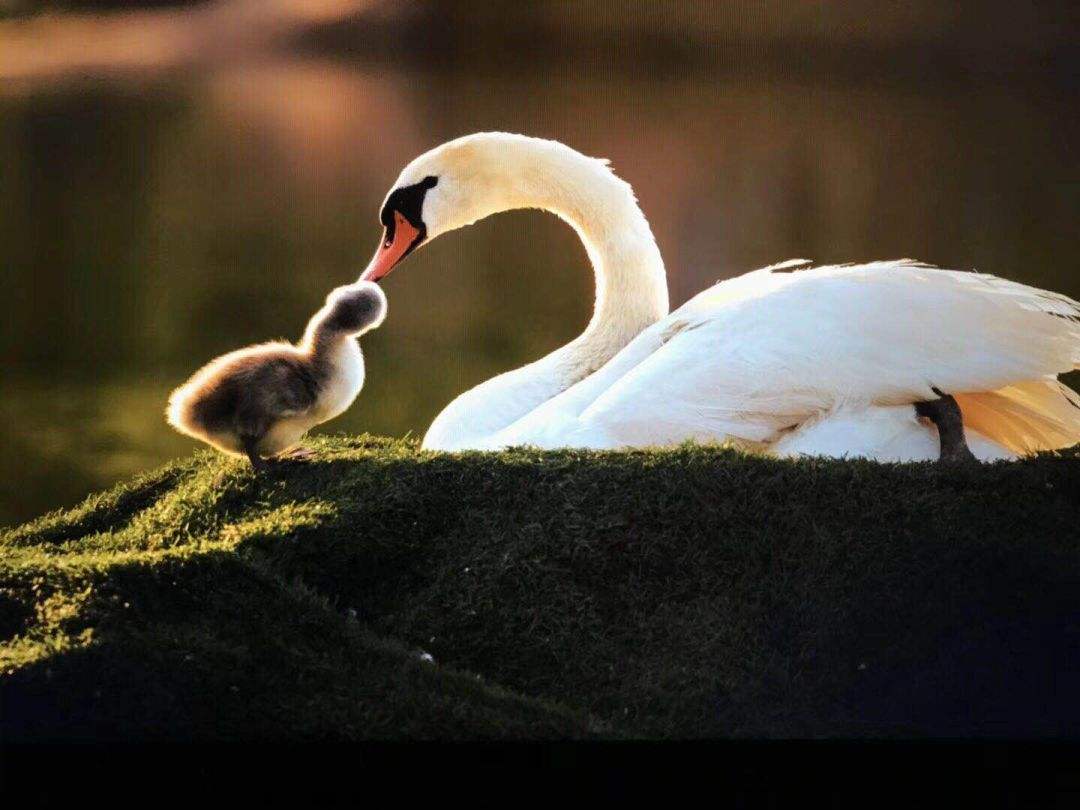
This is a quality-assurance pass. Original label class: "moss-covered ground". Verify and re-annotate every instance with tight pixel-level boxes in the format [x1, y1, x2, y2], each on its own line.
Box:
[3, 436, 1078, 740]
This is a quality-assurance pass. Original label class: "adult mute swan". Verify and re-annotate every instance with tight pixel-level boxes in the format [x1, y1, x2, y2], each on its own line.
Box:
[360, 133, 1080, 462]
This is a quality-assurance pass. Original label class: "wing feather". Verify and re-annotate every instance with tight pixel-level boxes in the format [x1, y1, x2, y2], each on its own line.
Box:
[576, 260, 1080, 448]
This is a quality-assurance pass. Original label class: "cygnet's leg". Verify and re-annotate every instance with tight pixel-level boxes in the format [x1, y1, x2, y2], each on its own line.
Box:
[277, 446, 315, 463]
[241, 434, 274, 473]
[914, 388, 978, 464]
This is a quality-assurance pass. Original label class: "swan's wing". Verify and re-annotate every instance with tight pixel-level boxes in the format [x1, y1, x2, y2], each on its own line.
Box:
[576, 260, 1080, 447]
[956, 380, 1080, 455]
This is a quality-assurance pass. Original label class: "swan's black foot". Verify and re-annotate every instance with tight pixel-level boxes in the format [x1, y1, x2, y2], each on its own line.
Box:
[914, 388, 978, 465]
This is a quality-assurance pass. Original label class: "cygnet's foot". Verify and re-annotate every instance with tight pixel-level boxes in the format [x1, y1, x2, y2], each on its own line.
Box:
[243, 436, 281, 474]
[245, 453, 278, 474]
[277, 446, 316, 464]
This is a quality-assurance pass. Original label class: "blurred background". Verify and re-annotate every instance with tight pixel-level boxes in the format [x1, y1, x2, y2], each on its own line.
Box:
[1, 0, 1077, 525]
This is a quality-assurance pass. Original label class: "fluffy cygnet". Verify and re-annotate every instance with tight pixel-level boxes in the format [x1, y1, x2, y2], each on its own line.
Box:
[166, 282, 386, 471]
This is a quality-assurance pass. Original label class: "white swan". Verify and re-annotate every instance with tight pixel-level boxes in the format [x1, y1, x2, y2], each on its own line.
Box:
[360, 133, 1080, 461]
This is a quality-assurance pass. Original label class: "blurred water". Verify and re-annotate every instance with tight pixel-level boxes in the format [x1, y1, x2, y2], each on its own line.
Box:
[2, 49, 1077, 525]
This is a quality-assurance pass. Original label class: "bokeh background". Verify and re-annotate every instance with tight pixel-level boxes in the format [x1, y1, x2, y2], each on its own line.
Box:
[1, 0, 1077, 525]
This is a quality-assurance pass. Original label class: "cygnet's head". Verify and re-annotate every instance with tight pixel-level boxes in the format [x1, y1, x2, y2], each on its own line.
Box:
[318, 281, 388, 337]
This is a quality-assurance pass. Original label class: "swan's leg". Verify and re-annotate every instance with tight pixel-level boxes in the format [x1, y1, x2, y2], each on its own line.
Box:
[914, 388, 978, 464]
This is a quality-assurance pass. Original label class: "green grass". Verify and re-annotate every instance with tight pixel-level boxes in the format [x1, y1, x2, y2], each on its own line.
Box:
[2, 435, 1079, 740]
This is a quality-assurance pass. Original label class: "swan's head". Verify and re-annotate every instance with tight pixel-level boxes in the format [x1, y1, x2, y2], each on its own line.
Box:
[359, 133, 564, 283]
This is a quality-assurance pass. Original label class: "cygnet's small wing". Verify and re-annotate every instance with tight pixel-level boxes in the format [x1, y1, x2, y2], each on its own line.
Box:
[233, 355, 320, 436]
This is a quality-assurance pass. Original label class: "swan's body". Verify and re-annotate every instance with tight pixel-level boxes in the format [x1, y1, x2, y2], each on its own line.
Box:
[167, 282, 386, 469]
[360, 133, 1080, 461]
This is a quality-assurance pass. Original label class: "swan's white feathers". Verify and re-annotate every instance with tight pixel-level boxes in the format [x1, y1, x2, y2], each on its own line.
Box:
[761, 257, 815, 272]
[506, 259, 1080, 452]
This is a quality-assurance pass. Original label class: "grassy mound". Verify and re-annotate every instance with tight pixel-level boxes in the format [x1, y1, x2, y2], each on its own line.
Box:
[2, 436, 1079, 740]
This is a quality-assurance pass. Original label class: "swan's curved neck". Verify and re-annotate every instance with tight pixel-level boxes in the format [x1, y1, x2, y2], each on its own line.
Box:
[423, 136, 669, 449]
[514, 149, 668, 352]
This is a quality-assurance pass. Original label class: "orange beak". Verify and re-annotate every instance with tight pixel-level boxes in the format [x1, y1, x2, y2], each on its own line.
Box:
[360, 211, 422, 283]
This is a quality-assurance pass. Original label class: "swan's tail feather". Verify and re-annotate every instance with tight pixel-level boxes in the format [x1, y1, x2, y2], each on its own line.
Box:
[955, 379, 1080, 455]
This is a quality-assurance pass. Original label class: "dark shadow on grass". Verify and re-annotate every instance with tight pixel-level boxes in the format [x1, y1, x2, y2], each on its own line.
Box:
[0, 588, 34, 644]
[229, 448, 1080, 737]
[835, 605, 1080, 737]
[0, 548, 595, 742]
